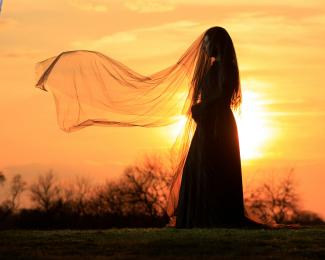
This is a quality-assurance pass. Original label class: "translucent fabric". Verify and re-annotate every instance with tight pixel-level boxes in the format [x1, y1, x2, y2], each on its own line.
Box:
[35, 35, 204, 130]
[34, 27, 242, 220]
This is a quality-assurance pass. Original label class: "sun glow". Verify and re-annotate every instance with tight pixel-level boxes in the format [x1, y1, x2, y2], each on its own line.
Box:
[234, 90, 273, 160]
[168, 115, 188, 140]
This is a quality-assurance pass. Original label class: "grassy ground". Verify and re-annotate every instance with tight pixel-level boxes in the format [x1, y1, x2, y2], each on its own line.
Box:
[0, 226, 324, 259]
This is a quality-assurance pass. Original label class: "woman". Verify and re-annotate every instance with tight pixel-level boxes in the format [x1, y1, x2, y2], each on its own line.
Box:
[172, 27, 264, 228]
[35, 26, 269, 229]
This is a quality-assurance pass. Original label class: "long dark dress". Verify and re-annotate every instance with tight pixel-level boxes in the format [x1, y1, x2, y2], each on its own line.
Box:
[175, 63, 247, 228]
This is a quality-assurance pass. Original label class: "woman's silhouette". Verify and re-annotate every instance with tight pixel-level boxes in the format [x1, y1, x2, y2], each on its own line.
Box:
[173, 27, 263, 228]
[35, 26, 274, 229]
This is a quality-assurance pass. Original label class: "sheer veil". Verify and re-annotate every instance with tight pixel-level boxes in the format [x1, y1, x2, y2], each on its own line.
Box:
[35, 27, 241, 218]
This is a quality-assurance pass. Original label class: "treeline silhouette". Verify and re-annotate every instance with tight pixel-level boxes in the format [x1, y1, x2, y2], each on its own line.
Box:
[0, 154, 323, 229]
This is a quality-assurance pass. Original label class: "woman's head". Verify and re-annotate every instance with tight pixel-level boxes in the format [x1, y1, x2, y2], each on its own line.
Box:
[202, 26, 234, 60]
[192, 26, 241, 110]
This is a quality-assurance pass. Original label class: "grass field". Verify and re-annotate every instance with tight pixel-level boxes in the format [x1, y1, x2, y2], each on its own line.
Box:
[0, 226, 324, 259]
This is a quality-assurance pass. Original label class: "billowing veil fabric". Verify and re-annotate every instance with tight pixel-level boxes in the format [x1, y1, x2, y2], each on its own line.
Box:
[35, 34, 204, 130]
[35, 27, 246, 227]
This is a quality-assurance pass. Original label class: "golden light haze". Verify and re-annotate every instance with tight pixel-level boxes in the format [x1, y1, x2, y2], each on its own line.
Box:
[0, 0, 324, 217]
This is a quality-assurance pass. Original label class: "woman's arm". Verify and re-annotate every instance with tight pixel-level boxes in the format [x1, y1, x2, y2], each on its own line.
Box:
[191, 94, 224, 122]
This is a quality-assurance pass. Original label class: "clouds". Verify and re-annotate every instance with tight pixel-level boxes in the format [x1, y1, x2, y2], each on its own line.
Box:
[261, 98, 324, 116]
[64, 0, 325, 16]
[68, 0, 175, 14]
[68, 0, 108, 12]
[70, 20, 206, 64]
[123, 0, 174, 13]
[121, 0, 325, 14]
[73, 31, 137, 47]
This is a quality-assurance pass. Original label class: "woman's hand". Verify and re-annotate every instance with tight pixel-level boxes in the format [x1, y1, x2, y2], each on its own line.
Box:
[191, 103, 203, 123]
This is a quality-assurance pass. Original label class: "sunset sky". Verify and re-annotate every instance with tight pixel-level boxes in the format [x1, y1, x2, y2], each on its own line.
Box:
[0, 0, 324, 217]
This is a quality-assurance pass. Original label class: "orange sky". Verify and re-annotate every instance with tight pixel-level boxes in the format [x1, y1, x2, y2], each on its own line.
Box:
[0, 0, 324, 217]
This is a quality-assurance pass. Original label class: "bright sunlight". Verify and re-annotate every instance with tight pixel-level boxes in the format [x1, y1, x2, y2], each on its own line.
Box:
[235, 90, 272, 160]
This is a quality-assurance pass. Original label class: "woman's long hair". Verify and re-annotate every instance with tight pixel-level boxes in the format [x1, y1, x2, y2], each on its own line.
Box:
[191, 27, 241, 110]
[34, 26, 241, 219]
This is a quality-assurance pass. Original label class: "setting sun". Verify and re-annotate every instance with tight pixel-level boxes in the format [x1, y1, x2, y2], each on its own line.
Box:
[169, 115, 188, 140]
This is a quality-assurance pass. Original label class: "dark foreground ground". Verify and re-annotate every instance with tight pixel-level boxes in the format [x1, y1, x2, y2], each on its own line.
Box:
[0, 226, 324, 259]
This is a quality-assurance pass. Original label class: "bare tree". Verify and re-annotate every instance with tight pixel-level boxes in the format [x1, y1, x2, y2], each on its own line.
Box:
[245, 168, 300, 224]
[30, 170, 61, 212]
[2, 174, 27, 211]
[61, 176, 93, 215]
[91, 153, 174, 217]
[90, 181, 125, 216]
[119, 153, 173, 216]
